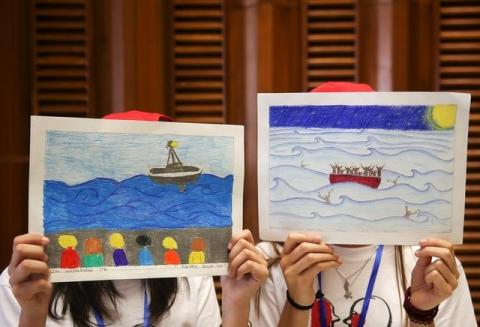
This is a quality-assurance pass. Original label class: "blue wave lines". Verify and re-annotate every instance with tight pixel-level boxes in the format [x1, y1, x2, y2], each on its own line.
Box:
[43, 174, 233, 233]
[268, 127, 454, 232]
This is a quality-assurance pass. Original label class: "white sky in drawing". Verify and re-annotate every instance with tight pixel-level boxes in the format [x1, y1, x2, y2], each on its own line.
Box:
[45, 131, 234, 185]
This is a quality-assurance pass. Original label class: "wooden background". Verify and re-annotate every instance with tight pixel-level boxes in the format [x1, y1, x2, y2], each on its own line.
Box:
[1, 0, 479, 322]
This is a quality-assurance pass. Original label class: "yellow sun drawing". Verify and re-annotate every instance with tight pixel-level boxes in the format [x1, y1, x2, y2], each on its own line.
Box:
[430, 105, 456, 130]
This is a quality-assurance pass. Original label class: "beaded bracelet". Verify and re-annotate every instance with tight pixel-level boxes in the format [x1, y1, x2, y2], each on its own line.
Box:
[286, 290, 314, 310]
[403, 287, 439, 325]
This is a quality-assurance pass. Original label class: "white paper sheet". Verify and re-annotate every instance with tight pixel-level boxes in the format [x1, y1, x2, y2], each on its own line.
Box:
[258, 92, 470, 245]
[29, 116, 244, 282]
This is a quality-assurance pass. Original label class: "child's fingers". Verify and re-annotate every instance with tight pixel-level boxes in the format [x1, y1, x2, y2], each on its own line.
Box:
[425, 269, 454, 298]
[282, 241, 333, 266]
[13, 234, 49, 247]
[283, 253, 338, 277]
[425, 259, 459, 290]
[235, 260, 268, 282]
[302, 260, 341, 282]
[228, 238, 258, 263]
[283, 233, 322, 255]
[228, 229, 254, 251]
[10, 243, 48, 270]
[420, 239, 454, 252]
[416, 247, 458, 278]
[229, 247, 266, 277]
[9, 259, 50, 285]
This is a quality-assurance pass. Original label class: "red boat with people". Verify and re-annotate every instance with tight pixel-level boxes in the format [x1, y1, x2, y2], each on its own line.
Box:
[328, 163, 382, 189]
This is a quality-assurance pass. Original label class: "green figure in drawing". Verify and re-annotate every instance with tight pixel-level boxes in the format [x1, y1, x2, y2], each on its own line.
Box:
[82, 237, 104, 267]
[162, 236, 181, 265]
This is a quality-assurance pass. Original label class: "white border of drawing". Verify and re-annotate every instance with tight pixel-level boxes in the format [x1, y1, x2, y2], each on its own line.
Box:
[258, 92, 470, 245]
[29, 116, 244, 282]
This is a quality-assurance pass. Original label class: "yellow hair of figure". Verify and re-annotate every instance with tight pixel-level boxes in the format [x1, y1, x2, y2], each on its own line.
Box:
[162, 236, 178, 250]
[109, 233, 125, 249]
[58, 235, 78, 249]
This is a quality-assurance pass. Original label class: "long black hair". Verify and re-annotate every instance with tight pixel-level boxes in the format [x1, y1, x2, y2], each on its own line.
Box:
[48, 278, 178, 327]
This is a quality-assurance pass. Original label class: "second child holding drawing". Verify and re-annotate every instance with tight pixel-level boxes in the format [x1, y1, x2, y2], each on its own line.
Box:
[250, 82, 476, 327]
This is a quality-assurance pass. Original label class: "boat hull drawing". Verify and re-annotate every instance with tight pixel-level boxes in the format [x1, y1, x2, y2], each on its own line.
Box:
[149, 166, 202, 185]
[329, 174, 381, 189]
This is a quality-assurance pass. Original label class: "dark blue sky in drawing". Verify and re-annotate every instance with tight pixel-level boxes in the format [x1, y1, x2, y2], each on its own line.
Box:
[269, 105, 432, 130]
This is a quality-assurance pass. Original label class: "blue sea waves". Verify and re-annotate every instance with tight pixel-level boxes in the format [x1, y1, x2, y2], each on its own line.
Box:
[44, 174, 233, 233]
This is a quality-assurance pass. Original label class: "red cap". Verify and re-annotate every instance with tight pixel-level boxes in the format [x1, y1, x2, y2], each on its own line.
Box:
[103, 110, 173, 122]
[310, 82, 375, 92]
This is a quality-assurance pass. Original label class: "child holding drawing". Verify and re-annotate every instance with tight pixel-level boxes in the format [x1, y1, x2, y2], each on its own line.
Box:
[250, 82, 476, 327]
[0, 111, 268, 327]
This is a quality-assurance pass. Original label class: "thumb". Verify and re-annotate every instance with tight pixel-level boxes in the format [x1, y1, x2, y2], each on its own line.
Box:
[416, 254, 432, 268]
[411, 254, 432, 288]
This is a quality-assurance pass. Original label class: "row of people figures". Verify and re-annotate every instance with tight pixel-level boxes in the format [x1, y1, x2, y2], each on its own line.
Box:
[330, 164, 384, 177]
[57, 233, 206, 269]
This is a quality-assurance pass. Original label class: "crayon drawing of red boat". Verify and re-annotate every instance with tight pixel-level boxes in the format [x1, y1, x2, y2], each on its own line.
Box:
[329, 164, 382, 189]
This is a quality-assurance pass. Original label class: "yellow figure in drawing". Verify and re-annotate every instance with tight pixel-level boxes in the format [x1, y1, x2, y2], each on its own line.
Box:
[189, 238, 206, 264]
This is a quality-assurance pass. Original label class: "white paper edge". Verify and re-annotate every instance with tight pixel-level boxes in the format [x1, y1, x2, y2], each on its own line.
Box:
[257, 92, 470, 245]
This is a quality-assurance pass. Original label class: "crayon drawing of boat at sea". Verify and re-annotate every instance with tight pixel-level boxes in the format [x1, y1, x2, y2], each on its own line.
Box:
[148, 140, 202, 192]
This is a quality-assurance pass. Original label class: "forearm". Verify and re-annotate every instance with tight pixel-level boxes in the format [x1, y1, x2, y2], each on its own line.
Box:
[221, 298, 250, 327]
[19, 311, 47, 327]
[278, 303, 309, 327]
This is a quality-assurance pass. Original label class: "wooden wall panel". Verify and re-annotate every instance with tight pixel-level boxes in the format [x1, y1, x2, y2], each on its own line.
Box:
[169, 0, 226, 123]
[0, 0, 31, 269]
[302, 0, 357, 90]
[436, 0, 480, 321]
[32, 0, 93, 117]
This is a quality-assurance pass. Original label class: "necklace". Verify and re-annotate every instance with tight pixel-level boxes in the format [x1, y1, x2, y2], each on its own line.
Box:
[334, 246, 378, 299]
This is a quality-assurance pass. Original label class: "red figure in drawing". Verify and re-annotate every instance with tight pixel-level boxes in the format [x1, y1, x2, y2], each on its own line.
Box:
[58, 235, 80, 268]
[162, 236, 181, 265]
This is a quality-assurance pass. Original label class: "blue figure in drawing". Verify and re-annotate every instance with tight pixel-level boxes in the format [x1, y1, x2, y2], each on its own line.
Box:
[136, 234, 154, 265]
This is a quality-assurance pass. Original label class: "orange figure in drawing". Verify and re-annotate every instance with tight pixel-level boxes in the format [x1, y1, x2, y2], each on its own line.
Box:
[162, 236, 181, 265]
[189, 238, 206, 264]
[58, 235, 80, 269]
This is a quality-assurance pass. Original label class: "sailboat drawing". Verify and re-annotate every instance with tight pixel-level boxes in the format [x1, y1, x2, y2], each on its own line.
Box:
[148, 140, 202, 191]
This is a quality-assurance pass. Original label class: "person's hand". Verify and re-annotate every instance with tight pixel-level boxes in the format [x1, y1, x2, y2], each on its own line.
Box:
[8, 233, 52, 326]
[280, 233, 340, 307]
[221, 229, 268, 327]
[221, 229, 268, 305]
[410, 239, 459, 311]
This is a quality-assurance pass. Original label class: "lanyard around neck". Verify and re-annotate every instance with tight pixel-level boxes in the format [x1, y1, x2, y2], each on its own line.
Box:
[93, 287, 150, 327]
[317, 245, 384, 327]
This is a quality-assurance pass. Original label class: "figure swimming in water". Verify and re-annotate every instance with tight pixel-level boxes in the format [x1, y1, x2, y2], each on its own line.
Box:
[318, 190, 333, 204]
[404, 205, 419, 219]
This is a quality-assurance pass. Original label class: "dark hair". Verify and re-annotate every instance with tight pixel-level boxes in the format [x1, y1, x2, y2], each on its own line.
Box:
[48, 278, 177, 327]
[136, 234, 152, 247]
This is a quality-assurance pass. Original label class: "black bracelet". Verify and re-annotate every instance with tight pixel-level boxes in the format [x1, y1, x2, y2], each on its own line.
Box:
[286, 290, 314, 310]
[403, 287, 439, 325]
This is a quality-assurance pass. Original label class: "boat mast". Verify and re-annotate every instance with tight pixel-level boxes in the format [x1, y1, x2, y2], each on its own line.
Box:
[166, 141, 183, 167]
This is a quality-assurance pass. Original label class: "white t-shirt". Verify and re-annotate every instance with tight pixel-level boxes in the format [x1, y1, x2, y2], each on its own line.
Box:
[0, 268, 221, 326]
[250, 242, 476, 327]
